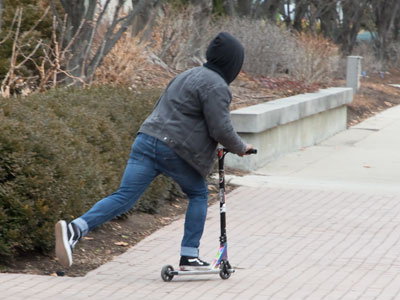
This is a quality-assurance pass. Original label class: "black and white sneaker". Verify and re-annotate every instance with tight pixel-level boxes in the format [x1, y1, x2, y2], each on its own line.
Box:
[55, 220, 81, 267]
[179, 256, 210, 271]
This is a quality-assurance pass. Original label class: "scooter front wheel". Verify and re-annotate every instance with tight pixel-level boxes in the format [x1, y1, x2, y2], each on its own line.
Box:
[219, 261, 231, 280]
[161, 265, 175, 282]
[219, 269, 231, 279]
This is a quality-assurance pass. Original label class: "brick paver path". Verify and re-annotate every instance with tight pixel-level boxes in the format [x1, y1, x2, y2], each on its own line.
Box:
[2, 186, 400, 300]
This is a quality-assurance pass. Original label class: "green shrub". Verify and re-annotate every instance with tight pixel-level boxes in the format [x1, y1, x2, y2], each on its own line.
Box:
[0, 86, 179, 260]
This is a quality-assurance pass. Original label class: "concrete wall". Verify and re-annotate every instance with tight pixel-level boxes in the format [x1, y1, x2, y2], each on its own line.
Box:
[226, 87, 354, 171]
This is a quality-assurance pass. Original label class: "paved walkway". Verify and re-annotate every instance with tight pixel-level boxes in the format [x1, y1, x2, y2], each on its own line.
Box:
[1, 106, 400, 300]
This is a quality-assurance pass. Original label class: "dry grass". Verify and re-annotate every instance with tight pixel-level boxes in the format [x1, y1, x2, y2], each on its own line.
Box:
[150, 5, 209, 70]
[207, 18, 339, 85]
[208, 18, 297, 77]
[290, 33, 339, 84]
[94, 9, 341, 89]
[351, 42, 384, 75]
[93, 33, 173, 89]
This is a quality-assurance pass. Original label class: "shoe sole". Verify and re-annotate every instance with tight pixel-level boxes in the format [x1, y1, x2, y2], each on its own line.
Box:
[55, 220, 72, 268]
[179, 266, 211, 271]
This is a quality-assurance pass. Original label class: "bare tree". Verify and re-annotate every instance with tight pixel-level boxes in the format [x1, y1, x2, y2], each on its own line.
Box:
[130, 0, 160, 41]
[318, 0, 338, 38]
[336, 0, 370, 54]
[236, 0, 252, 17]
[291, 0, 368, 54]
[258, 0, 282, 20]
[394, 13, 400, 41]
[173, 0, 212, 69]
[372, 0, 400, 62]
[224, 0, 235, 17]
[1, 7, 51, 97]
[49, 0, 154, 85]
[0, 0, 3, 35]
[293, 0, 308, 31]
[279, 0, 294, 28]
[187, 0, 212, 59]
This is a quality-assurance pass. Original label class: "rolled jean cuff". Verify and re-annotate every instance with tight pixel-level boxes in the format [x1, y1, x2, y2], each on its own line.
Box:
[72, 217, 89, 237]
[180, 246, 199, 257]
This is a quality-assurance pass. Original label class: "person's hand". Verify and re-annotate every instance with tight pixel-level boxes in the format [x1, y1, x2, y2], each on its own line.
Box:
[239, 144, 253, 157]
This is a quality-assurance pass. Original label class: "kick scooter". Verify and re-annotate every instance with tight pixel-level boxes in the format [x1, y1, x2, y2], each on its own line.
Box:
[161, 147, 257, 281]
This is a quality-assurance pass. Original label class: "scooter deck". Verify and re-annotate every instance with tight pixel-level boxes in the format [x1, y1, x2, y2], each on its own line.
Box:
[161, 263, 235, 281]
[169, 268, 235, 276]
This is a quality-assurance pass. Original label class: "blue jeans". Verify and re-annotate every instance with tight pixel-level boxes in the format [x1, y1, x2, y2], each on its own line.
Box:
[72, 133, 208, 257]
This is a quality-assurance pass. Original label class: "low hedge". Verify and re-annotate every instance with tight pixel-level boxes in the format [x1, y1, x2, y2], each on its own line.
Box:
[0, 86, 179, 260]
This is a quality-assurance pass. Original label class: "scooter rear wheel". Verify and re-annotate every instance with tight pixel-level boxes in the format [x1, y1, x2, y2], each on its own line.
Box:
[161, 265, 174, 282]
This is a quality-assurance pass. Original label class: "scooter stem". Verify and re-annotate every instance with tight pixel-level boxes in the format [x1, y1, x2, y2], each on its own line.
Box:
[217, 148, 228, 245]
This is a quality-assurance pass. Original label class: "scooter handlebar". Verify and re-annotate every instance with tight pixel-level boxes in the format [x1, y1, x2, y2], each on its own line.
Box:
[219, 147, 258, 155]
[245, 149, 257, 155]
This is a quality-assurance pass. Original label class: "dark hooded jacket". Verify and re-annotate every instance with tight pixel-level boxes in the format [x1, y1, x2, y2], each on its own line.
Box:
[139, 32, 246, 177]
[203, 32, 244, 84]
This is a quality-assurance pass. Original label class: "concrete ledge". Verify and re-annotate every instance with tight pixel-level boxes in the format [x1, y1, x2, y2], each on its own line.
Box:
[226, 87, 354, 171]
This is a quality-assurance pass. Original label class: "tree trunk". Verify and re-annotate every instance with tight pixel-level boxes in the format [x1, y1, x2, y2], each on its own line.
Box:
[279, 0, 292, 27]
[50, 0, 152, 85]
[130, 0, 160, 41]
[237, 0, 252, 17]
[175, 0, 212, 69]
[307, 0, 319, 33]
[394, 13, 400, 41]
[259, 0, 283, 21]
[0, 0, 3, 35]
[373, 0, 400, 62]
[224, 0, 235, 17]
[293, 0, 308, 32]
[319, 1, 338, 40]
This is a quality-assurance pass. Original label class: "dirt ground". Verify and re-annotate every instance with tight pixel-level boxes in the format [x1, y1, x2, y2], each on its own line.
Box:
[346, 69, 400, 126]
[1, 69, 400, 278]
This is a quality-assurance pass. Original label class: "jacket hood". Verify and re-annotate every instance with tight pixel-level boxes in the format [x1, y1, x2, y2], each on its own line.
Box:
[203, 32, 244, 84]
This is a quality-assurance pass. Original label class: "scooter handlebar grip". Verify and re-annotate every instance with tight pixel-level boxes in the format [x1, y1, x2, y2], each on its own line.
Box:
[246, 149, 258, 154]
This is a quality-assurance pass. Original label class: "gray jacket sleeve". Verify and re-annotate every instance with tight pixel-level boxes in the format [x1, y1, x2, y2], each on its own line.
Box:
[202, 85, 247, 154]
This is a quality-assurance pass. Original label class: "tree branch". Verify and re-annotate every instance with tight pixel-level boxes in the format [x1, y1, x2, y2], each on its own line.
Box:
[84, 0, 98, 23]
[60, 17, 85, 61]
[49, 0, 64, 33]
[15, 40, 42, 69]
[81, 0, 113, 77]
[0, 8, 19, 45]
[87, 0, 149, 79]
[21, 6, 50, 40]
[0, 0, 3, 36]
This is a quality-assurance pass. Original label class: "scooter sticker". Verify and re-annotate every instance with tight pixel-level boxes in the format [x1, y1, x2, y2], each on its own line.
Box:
[219, 188, 225, 203]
